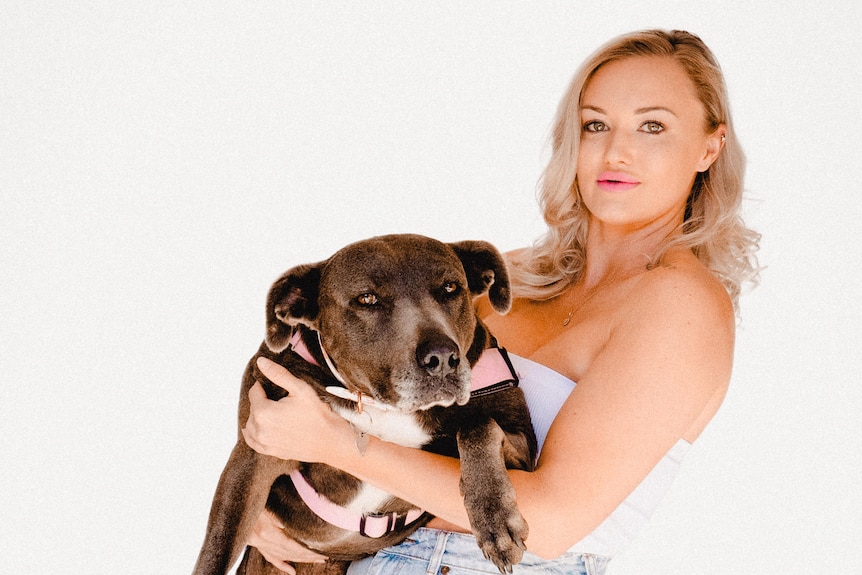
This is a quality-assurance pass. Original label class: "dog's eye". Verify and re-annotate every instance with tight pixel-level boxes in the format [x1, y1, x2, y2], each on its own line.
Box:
[442, 282, 460, 295]
[356, 293, 379, 306]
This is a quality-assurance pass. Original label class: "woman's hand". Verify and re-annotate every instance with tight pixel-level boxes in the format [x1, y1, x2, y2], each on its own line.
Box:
[242, 357, 347, 463]
[248, 510, 328, 574]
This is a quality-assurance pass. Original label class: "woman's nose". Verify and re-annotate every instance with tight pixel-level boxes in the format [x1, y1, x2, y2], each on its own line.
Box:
[603, 130, 634, 165]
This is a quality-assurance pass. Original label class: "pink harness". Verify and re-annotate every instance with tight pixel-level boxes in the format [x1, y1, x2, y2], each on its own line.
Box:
[284, 328, 519, 538]
[288, 469, 426, 538]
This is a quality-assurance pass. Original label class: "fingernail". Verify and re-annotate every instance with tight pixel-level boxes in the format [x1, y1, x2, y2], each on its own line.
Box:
[257, 356, 273, 368]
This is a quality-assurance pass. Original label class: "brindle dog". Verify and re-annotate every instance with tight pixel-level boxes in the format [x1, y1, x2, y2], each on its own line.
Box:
[193, 234, 536, 575]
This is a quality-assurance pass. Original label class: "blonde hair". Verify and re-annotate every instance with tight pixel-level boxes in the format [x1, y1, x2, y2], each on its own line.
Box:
[510, 29, 760, 310]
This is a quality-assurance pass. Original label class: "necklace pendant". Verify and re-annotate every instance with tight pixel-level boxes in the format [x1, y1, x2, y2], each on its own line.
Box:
[563, 311, 573, 326]
[355, 432, 369, 456]
[349, 419, 372, 456]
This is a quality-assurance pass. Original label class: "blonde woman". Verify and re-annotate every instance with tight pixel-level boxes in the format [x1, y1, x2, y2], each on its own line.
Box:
[242, 29, 760, 575]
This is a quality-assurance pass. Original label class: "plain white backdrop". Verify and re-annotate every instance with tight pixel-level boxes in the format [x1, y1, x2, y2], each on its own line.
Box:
[2, 2, 860, 573]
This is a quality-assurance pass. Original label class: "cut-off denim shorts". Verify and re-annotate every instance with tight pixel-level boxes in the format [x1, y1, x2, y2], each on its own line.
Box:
[345, 528, 610, 575]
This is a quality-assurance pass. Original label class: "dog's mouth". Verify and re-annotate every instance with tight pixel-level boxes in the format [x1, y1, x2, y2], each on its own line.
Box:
[326, 384, 468, 413]
[390, 373, 472, 412]
[322, 338, 473, 412]
[397, 393, 467, 412]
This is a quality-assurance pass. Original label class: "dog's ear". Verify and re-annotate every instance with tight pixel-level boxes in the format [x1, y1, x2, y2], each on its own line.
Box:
[448, 240, 512, 314]
[264, 263, 323, 352]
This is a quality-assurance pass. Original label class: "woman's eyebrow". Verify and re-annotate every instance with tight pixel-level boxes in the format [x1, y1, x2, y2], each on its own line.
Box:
[580, 104, 605, 114]
[635, 106, 677, 117]
[580, 104, 678, 117]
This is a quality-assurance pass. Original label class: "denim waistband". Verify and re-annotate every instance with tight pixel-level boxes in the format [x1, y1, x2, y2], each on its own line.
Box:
[346, 528, 610, 575]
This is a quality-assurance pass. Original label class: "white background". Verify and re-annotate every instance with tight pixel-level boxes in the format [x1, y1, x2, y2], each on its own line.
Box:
[2, 2, 860, 574]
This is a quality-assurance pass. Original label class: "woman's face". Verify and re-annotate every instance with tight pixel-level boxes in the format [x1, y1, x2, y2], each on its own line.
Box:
[576, 56, 723, 235]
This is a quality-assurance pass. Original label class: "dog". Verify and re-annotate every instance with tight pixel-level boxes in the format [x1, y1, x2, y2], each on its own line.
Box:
[193, 234, 537, 575]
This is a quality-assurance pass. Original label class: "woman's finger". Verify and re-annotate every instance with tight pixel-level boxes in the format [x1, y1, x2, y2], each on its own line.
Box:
[257, 356, 304, 394]
[249, 510, 328, 573]
[257, 357, 320, 402]
[247, 379, 268, 405]
[243, 381, 272, 452]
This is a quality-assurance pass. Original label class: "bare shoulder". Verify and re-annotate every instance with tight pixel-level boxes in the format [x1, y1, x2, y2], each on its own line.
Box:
[532, 256, 737, 547]
[627, 251, 735, 335]
[542, 252, 737, 470]
[604, 251, 736, 411]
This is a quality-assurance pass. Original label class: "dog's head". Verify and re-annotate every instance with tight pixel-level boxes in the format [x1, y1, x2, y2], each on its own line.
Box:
[264, 234, 511, 412]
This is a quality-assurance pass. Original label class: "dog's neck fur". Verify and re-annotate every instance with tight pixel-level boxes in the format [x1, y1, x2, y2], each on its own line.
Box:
[286, 326, 385, 412]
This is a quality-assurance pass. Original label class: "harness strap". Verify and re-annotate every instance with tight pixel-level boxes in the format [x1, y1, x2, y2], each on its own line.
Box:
[289, 469, 425, 538]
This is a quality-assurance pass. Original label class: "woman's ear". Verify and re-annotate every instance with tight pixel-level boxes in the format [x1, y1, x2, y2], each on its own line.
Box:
[697, 124, 726, 173]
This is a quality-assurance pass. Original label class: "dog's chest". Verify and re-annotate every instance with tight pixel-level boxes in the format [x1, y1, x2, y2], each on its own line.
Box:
[347, 482, 399, 515]
[332, 405, 432, 448]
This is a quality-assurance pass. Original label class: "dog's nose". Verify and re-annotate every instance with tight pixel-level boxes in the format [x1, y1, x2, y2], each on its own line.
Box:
[416, 337, 460, 377]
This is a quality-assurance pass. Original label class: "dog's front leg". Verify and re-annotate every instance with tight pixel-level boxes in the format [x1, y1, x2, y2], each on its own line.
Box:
[193, 442, 288, 575]
[457, 419, 529, 574]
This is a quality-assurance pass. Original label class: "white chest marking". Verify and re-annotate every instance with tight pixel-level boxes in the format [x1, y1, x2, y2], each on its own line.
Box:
[332, 404, 432, 448]
[346, 482, 397, 514]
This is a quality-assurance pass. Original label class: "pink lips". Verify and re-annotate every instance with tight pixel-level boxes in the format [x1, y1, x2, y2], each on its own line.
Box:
[597, 171, 640, 192]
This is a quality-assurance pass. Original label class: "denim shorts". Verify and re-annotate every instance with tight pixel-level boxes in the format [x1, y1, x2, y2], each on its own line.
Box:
[345, 528, 610, 575]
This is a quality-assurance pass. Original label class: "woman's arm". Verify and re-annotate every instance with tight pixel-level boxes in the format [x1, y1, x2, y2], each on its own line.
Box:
[243, 267, 735, 559]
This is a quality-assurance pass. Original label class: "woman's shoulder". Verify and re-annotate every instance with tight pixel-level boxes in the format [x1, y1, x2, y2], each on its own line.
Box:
[605, 251, 735, 443]
[624, 251, 735, 337]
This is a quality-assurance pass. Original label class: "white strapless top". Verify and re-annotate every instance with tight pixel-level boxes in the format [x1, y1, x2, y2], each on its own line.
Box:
[508, 354, 691, 557]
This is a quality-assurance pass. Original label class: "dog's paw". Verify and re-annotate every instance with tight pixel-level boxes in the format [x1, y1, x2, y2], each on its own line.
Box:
[468, 499, 529, 574]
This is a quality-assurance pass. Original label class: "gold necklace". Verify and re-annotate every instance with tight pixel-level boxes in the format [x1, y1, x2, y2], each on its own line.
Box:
[561, 267, 646, 326]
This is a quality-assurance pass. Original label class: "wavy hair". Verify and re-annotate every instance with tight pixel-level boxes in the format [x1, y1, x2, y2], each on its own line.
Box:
[510, 29, 760, 311]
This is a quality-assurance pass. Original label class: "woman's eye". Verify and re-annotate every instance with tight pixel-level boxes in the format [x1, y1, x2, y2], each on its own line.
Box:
[356, 293, 379, 306]
[641, 121, 664, 134]
[582, 120, 607, 133]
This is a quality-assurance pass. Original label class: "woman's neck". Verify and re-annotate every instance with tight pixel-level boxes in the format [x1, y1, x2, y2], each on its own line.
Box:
[581, 217, 683, 287]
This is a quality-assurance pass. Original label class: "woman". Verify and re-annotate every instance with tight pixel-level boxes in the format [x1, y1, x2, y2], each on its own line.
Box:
[241, 29, 760, 574]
